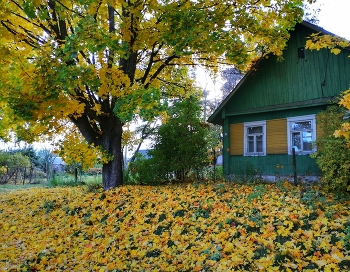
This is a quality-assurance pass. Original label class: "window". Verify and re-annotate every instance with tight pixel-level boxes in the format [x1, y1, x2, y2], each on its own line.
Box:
[244, 121, 266, 156]
[287, 115, 316, 155]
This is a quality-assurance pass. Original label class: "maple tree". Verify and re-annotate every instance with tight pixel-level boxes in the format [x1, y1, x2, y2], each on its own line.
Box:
[0, 0, 306, 189]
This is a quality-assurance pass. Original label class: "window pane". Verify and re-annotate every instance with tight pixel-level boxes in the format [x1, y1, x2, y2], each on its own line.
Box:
[248, 126, 262, 134]
[292, 132, 301, 150]
[302, 132, 313, 151]
[256, 135, 263, 152]
[292, 121, 311, 131]
[248, 136, 254, 152]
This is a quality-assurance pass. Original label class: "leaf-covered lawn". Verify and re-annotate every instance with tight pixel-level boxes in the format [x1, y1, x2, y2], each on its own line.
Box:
[1, 182, 350, 271]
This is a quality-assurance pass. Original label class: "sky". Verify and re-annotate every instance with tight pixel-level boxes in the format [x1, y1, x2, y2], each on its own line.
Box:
[196, 0, 350, 97]
[315, 0, 350, 39]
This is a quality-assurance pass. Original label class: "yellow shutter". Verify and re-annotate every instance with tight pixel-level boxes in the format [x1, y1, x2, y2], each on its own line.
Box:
[266, 119, 287, 154]
[230, 123, 244, 155]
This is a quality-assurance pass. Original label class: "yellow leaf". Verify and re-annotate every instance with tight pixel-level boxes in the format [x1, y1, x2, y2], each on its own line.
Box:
[107, 262, 116, 270]
[331, 48, 341, 55]
[314, 259, 327, 267]
[9, 226, 16, 232]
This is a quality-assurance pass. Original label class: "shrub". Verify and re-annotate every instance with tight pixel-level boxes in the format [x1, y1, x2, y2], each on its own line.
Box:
[126, 96, 210, 184]
[126, 153, 164, 185]
[150, 96, 209, 182]
[312, 106, 350, 192]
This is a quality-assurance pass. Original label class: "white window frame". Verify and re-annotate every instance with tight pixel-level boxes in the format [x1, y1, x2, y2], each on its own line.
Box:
[287, 114, 316, 155]
[244, 121, 266, 156]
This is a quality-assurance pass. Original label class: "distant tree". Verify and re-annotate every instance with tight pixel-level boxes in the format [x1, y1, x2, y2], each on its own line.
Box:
[10, 146, 40, 167]
[201, 89, 221, 121]
[0, 151, 31, 169]
[128, 121, 158, 165]
[220, 68, 244, 100]
[303, 1, 320, 24]
[37, 149, 56, 174]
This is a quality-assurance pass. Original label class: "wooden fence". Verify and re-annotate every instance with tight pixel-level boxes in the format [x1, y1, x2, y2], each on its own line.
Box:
[0, 167, 46, 185]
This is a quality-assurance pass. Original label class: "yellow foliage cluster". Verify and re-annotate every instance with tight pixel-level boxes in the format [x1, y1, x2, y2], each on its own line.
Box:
[333, 90, 350, 141]
[1, 183, 349, 271]
[55, 130, 113, 170]
[306, 33, 350, 55]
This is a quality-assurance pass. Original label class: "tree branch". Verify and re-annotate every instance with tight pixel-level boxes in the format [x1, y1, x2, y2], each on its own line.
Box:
[9, 0, 23, 12]
[19, 26, 47, 45]
[69, 114, 100, 145]
[93, 0, 103, 21]
[56, 0, 84, 18]
[0, 20, 39, 48]
[144, 55, 179, 89]
[141, 42, 163, 84]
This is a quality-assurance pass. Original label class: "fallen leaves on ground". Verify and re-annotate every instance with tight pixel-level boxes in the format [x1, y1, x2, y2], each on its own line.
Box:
[0, 182, 350, 271]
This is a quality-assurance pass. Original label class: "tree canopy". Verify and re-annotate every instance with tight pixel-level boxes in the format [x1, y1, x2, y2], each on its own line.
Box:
[0, 0, 307, 189]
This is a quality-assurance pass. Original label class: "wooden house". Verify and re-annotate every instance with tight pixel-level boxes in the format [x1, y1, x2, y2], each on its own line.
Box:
[208, 21, 350, 182]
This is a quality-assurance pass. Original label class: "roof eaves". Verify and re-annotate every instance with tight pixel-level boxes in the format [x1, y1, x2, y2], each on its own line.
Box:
[207, 59, 262, 124]
[300, 21, 335, 36]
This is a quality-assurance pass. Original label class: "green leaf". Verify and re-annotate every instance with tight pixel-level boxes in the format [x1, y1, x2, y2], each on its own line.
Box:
[23, 2, 36, 19]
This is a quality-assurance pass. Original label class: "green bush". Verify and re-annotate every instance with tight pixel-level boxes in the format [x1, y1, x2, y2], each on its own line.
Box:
[312, 106, 350, 193]
[150, 96, 209, 182]
[126, 96, 210, 185]
[126, 154, 165, 185]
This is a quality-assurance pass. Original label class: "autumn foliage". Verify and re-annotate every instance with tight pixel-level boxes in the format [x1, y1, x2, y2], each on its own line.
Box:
[1, 183, 350, 271]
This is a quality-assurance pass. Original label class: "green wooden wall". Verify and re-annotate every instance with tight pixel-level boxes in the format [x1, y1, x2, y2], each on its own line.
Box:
[225, 24, 350, 116]
[222, 107, 326, 177]
[227, 154, 321, 178]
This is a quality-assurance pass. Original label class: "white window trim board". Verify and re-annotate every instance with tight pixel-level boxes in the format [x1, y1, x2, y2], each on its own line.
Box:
[243, 120, 266, 156]
[286, 114, 316, 155]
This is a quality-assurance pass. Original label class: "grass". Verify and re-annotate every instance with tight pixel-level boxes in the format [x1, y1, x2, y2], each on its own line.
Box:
[1, 181, 350, 271]
[50, 173, 102, 185]
[0, 183, 49, 194]
[0, 173, 103, 193]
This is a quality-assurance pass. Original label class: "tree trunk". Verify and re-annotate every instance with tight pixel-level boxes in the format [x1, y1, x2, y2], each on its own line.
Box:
[100, 116, 124, 190]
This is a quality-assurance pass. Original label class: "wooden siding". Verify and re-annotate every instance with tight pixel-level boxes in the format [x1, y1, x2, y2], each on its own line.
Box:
[228, 106, 326, 124]
[267, 119, 287, 154]
[230, 124, 244, 155]
[228, 154, 321, 177]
